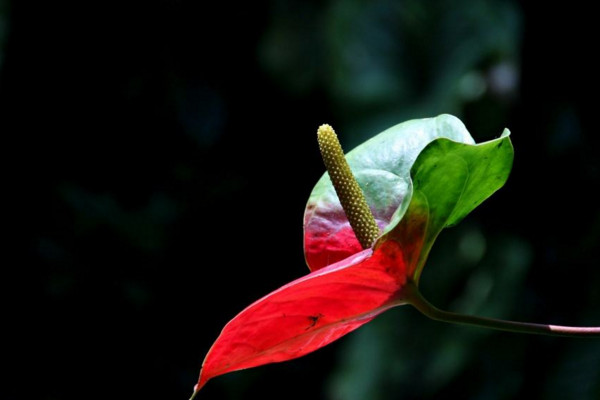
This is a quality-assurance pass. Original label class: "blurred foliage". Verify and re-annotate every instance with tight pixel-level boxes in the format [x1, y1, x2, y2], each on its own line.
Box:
[261, 0, 521, 146]
[2, 0, 599, 399]
[0, 0, 7, 68]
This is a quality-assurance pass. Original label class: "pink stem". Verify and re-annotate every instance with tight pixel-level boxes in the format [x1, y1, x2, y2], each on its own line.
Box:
[403, 283, 600, 338]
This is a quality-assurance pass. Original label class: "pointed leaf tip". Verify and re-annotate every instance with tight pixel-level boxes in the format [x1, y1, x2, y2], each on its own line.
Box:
[189, 388, 200, 400]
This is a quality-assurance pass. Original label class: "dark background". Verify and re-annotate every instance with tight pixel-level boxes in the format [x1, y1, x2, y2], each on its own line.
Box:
[2, 1, 599, 399]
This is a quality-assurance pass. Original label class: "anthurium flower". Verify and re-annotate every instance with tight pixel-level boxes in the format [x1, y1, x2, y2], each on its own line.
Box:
[192, 114, 513, 395]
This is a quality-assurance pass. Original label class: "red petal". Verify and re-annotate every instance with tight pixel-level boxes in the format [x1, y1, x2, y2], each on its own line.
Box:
[195, 241, 408, 391]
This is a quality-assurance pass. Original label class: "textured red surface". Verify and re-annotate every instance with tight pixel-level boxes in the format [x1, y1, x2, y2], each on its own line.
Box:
[196, 241, 409, 391]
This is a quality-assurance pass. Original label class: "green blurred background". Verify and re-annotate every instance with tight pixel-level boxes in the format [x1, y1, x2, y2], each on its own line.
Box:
[2, 1, 599, 399]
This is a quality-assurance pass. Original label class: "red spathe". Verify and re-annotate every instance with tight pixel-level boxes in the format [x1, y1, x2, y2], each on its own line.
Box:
[196, 240, 409, 391]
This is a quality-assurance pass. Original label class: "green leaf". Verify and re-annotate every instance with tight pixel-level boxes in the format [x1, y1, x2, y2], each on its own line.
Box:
[381, 129, 514, 283]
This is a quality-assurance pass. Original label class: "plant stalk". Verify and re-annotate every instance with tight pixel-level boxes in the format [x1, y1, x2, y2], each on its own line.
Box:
[403, 283, 600, 338]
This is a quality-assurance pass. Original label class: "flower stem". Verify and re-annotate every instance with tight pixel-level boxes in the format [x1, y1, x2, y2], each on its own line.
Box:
[403, 283, 600, 338]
